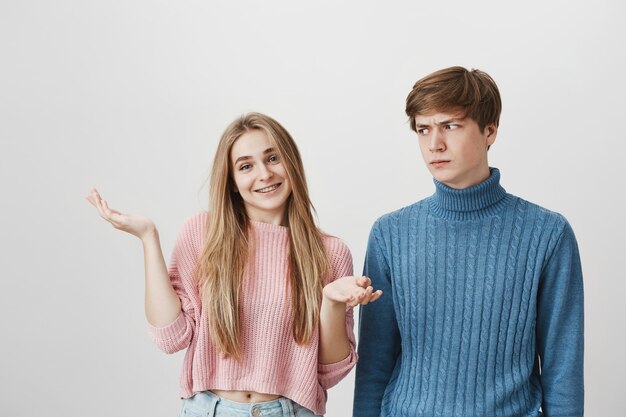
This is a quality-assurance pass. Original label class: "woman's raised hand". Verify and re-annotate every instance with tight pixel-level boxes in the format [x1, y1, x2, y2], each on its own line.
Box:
[323, 276, 382, 308]
[86, 188, 156, 240]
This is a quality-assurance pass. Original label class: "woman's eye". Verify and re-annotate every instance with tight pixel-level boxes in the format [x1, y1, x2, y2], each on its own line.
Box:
[239, 164, 251, 171]
[268, 155, 280, 163]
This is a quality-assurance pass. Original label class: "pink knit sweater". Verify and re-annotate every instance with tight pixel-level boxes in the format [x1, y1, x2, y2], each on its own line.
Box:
[147, 213, 357, 415]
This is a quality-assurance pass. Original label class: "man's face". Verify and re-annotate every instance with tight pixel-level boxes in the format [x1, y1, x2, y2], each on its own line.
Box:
[414, 110, 497, 189]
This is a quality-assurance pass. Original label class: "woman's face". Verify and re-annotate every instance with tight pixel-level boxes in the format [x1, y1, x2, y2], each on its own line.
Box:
[230, 129, 292, 225]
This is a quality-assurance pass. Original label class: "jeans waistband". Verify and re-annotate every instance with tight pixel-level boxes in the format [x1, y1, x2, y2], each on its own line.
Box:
[189, 390, 295, 416]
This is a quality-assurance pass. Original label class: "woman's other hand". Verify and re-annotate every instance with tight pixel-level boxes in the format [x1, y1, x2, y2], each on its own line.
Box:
[86, 187, 156, 241]
[323, 276, 382, 307]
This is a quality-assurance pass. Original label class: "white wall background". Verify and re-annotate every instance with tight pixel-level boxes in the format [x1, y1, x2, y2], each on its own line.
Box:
[1, 0, 624, 416]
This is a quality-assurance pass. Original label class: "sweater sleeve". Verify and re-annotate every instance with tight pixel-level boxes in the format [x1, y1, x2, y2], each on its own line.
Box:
[536, 220, 584, 417]
[353, 220, 401, 417]
[318, 238, 358, 390]
[147, 214, 204, 354]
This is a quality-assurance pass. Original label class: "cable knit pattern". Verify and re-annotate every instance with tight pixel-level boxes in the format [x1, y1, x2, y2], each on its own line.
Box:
[148, 214, 356, 416]
[354, 168, 584, 417]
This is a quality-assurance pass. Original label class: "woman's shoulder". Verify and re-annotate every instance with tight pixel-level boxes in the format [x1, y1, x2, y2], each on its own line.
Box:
[321, 232, 348, 249]
[180, 211, 208, 227]
[321, 233, 349, 252]
[175, 212, 208, 245]
[321, 233, 353, 272]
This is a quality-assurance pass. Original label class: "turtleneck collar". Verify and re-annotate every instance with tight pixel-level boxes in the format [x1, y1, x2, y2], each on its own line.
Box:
[428, 167, 511, 221]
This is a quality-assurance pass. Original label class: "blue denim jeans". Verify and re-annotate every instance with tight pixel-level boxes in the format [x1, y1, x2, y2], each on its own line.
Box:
[180, 391, 320, 417]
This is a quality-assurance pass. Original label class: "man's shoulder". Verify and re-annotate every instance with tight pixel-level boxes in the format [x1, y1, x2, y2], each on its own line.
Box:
[509, 193, 569, 228]
[370, 198, 431, 233]
[505, 194, 575, 251]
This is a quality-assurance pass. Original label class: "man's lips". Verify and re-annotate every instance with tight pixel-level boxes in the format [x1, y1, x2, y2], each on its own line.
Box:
[255, 183, 281, 193]
[430, 160, 450, 166]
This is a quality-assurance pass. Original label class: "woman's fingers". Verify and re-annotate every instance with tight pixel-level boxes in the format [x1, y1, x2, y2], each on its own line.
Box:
[93, 195, 109, 220]
[357, 289, 383, 306]
[90, 188, 102, 203]
[101, 199, 116, 218]
[89, 190, 121, 227]
[370, 290, 383, 302]
[85, 188, 101, 206]
[102, 199, 129, 228]
[357, 276, 372, 288]
[87, 188, 106, 216]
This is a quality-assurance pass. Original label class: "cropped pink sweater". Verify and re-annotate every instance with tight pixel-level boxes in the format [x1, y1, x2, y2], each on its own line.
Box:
[147, 213, 357, 415]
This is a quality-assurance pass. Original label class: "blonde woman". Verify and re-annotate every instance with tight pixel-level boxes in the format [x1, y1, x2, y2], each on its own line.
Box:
[86, 113, 381, 417]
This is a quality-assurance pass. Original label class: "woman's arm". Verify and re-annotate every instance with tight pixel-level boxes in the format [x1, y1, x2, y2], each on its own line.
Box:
[141, 228, 182, 326]
[86, 188, 181, 327]
[319, 276, 382, 364]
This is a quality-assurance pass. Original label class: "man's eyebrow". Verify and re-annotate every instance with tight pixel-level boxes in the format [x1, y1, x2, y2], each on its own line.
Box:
[234, 148, 276, 164]
[434, 118, 464, 126]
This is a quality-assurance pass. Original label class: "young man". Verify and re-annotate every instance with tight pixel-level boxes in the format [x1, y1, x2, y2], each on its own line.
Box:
[353, 67, 584, 417]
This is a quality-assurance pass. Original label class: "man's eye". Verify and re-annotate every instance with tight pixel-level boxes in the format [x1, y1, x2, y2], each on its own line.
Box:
[445, 124, 459, 130]
[417, 128, 429, 135]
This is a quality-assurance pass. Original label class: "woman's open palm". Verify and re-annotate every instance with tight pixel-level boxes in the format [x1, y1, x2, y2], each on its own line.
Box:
[86, 188, 155, 240]
[323, 276, 382, 307]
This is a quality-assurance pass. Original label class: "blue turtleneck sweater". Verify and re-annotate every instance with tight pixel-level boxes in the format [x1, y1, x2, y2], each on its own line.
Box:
[353, 168, 584, 417]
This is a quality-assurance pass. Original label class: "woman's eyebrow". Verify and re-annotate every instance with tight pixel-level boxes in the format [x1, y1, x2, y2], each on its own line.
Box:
[234, 148, 276, 164]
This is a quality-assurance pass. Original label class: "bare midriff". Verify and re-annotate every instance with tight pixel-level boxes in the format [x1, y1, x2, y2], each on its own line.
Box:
[210, 389, 281, 403]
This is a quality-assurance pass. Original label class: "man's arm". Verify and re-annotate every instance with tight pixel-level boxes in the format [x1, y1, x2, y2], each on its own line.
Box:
[536, 220, 584, 416]
[353, 221, 401, 417]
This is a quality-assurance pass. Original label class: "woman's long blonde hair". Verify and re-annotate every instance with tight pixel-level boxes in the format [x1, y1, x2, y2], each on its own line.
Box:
[197, 112, 329, 359]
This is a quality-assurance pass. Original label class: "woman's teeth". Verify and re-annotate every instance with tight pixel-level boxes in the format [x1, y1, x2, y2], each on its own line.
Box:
[256, 184, 280, 193]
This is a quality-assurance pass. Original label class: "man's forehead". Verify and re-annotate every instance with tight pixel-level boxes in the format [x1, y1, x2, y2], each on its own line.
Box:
[414, 110, 466, 125]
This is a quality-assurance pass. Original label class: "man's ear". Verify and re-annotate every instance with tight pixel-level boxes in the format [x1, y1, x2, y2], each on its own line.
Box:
[486, 124, 498, 147]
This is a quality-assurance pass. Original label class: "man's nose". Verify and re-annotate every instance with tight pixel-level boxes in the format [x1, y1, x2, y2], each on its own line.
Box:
[429, 129, 445, 152]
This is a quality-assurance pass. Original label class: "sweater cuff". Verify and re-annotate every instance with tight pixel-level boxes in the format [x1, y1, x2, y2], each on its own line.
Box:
[317, 348, 357, 389]
[318, 351, 353, 371]
[147, 312, 187, 344]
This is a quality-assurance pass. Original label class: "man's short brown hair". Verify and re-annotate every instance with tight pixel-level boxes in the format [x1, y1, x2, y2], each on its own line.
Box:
[405, 66, 502, 133]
